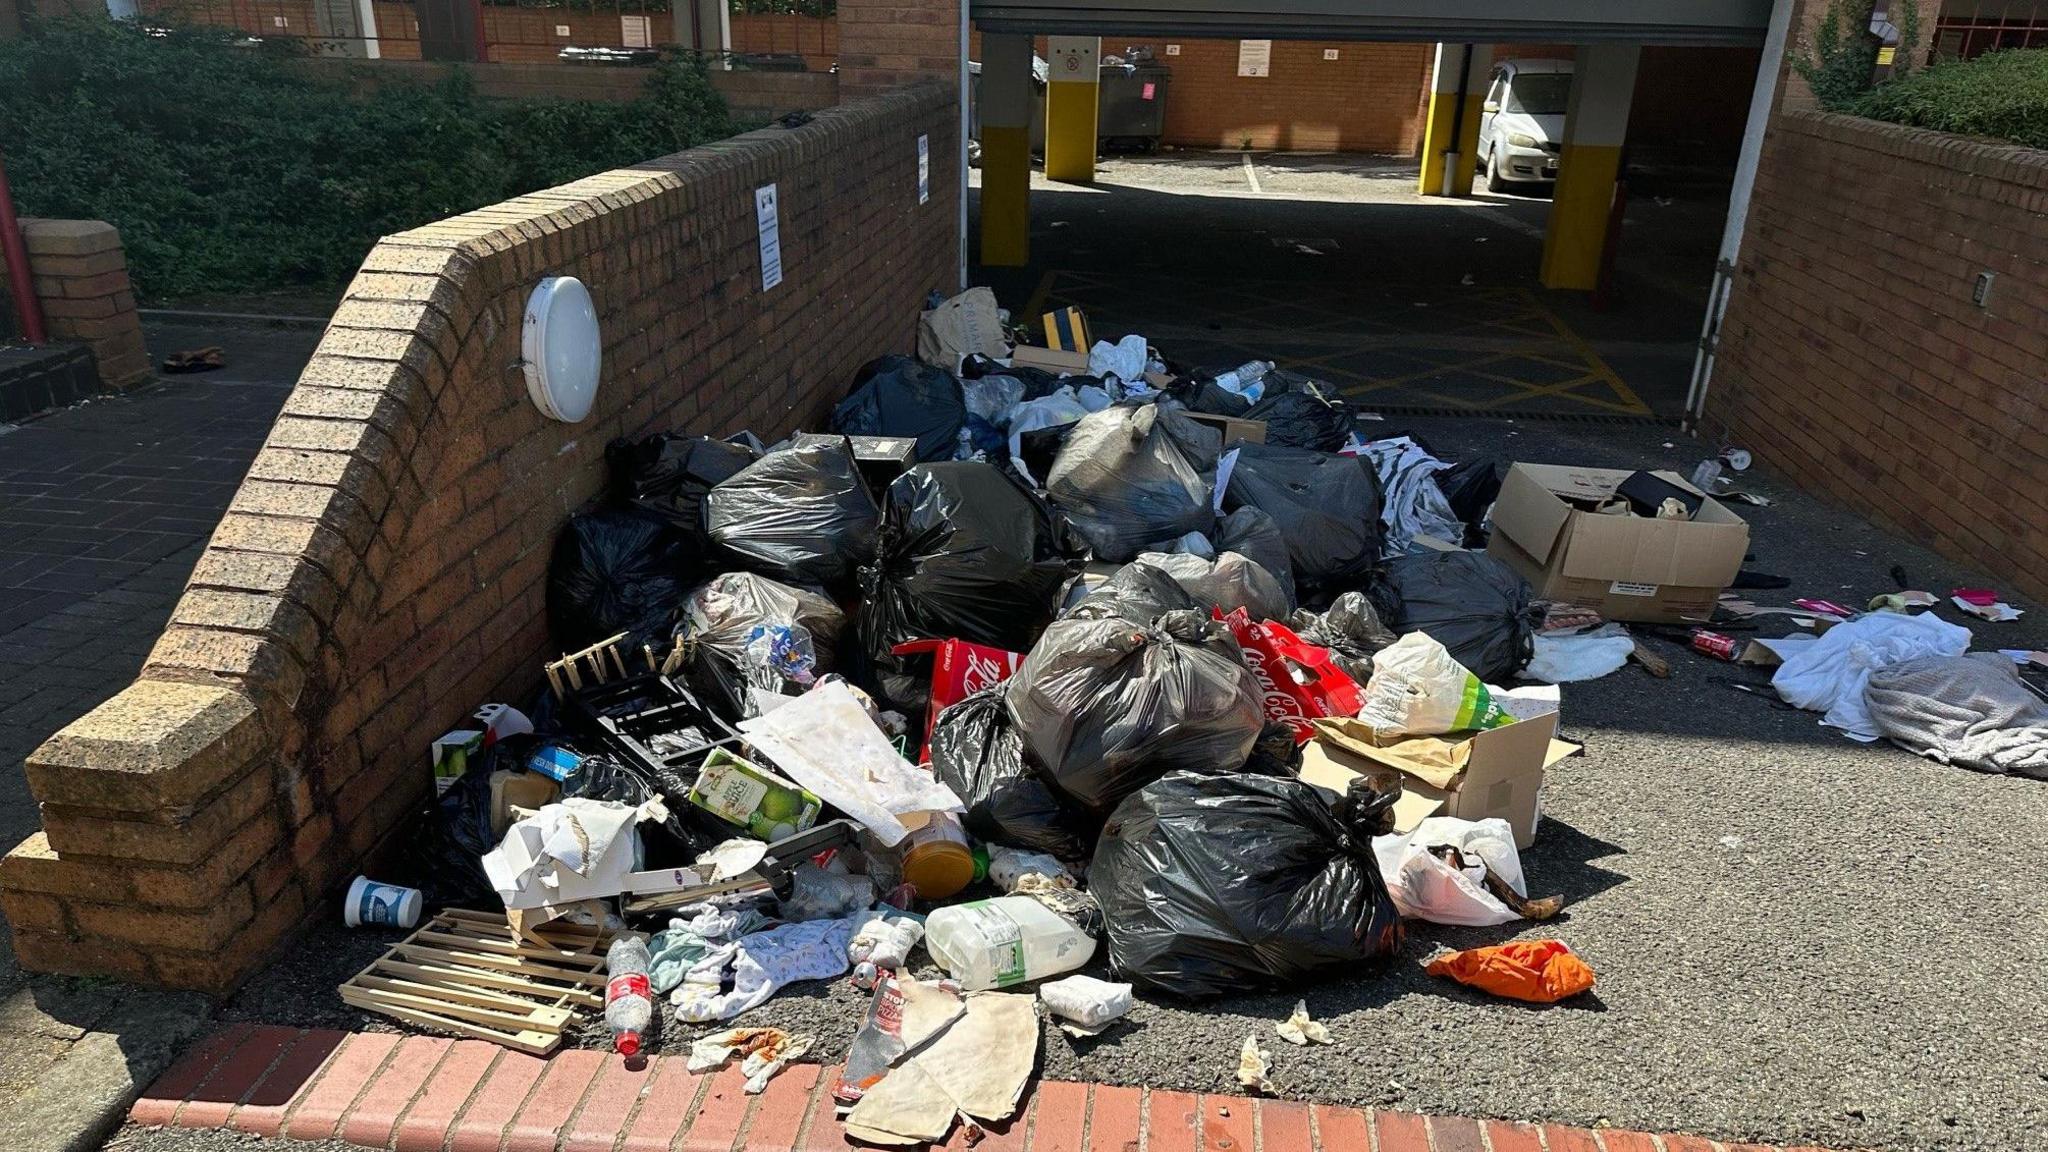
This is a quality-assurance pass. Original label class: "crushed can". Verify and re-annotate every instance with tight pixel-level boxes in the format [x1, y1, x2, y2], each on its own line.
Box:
[1691, 629, 1739, 661]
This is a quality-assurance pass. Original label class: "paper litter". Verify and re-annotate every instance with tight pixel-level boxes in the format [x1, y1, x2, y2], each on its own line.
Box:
[1274, 1000, 1330, 1047]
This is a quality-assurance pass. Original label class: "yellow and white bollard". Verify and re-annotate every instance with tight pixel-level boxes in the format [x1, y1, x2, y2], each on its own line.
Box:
[1540, 43, 1640, 291]
[1043, 35, 1100, 185]
[1417, 44, 1493, 198]
[978, 32, 1034, 267]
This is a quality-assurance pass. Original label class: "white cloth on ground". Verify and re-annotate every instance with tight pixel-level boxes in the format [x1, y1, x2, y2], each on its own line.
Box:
[671, 914, 863, 1022]
[1525, 624, 1635, 683]
[1088, 335, 1149, 384]
[1771, 611, 1973, 740]
[1354, 436, 1463, 555]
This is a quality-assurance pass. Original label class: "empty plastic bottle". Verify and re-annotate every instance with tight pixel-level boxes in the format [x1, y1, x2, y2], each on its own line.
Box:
[605, 935, 654, 1057]
[924, 896, 1095, 991]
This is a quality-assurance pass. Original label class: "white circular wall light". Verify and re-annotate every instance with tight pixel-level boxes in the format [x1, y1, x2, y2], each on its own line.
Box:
[522, 275, 601, 423]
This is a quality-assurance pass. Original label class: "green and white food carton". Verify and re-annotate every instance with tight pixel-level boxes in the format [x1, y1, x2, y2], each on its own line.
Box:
[688, 747, 822, 841]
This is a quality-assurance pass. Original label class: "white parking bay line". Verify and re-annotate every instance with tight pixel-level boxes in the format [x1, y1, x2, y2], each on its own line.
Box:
[1241, 153, 1263, 194]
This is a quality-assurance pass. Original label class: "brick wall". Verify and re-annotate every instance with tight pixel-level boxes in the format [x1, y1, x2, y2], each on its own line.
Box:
[0, 83, 960, 993]
[303, 56, 840, 115]
[729, 11, 836, 71]
[1105, 38, 1432, 154]
[19, 219, 153, 392]
[1703, 110, 2048, 602]
[838, 0, 959, 98]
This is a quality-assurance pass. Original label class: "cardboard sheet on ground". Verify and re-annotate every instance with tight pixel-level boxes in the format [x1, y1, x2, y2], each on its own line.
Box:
[739, 681, 963, 845]
[843, 992, 1037, 1145]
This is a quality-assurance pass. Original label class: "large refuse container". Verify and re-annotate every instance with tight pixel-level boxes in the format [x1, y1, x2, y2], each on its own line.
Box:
[1097, 61, 1171, 152]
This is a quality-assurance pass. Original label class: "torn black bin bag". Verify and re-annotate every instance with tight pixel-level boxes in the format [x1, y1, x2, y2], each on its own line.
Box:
[546, 506, 694, 654]
[1369, 549, 1538, 684]
[1290, 591, 1397, 684]
[1222, 443, 1383, 603]
[1007, 607, 1265, 823]
[703, 439, 880, 588]
[1065, 560, 1201, 626]
[606, 433, 760, 541]
[1091, 769, 1405, 999]
[856, 461, 1078, 719]
[1434, 454, 1509, 542]
[1242, 378, 1355, 452]
[1045, 404, 1216, 563]
[562, 751, 715, 867]
[928, 683, 1091, 860]
[831, 354, 967, 463]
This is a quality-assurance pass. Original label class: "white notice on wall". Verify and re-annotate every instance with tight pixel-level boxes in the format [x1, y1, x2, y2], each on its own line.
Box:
[1237, 39, 1271, 77]
[1046, 36, 1098, 83]
[756, 184, 783, 292]
[620, 14, 650, 47]
[918, 134, 930, 205]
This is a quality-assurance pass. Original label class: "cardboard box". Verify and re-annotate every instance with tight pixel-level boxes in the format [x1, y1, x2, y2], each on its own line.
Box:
[1184, 411, 1267, 447]
[1486, 463, 1749, 623]
[1010, 345, 1091, 375]
[1299, 712, 1579, 849]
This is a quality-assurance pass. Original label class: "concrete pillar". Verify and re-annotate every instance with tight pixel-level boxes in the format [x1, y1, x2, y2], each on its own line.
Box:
[1540, 43, 1639, 291]
[1043, 35, 1099, 184]
[979, 32, 1034, 267]
[1417, 43, 1493, 197]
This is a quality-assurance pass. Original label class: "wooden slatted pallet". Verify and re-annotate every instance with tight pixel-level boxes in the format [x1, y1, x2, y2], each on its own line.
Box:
[339, 909, 611, 1055]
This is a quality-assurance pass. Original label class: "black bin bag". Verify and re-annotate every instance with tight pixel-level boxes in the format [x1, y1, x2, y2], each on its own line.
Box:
[1045, 404, 1215, 563]
[831, 354, 967, 463]
[1092, 770, 1405, 999]
[857, 461, 1078, 717]
[927, 683, 1091, 860]
[1222, 443, 1383, 602]
[1067, 560, 1201, 626]
[606, 433, 760, 540]
[1370, 549, 1537, 684]
[677, 572, 847, 721]
[1007, 607, 1265, 823]
[1242, 377, 1355, 452]
[703, 439, 880, 588]
[547, 507, 693, 653]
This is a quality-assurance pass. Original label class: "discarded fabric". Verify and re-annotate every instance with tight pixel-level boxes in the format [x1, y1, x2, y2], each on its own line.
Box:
[1426, 939, 1595, 1003]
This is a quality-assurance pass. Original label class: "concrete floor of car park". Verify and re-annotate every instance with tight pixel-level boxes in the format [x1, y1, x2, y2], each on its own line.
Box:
[1, 162, 2042, 1152]
[972, 149, 1732, 418]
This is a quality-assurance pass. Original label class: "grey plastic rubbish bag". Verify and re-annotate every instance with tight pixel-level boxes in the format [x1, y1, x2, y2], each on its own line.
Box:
[1211, 506, 1295, 603]
[704, 439, 880, 587]
[1129, 552, 1291, 622]
[1369, 550, 1536, 684]
[1222, 443, 1383, 600]
[678, 572, 847, 719]
[1092, 770, 1404, 999]
[1289, 591, 1396, 684]
[927, 684, 1091, 858]
[1007, 607, 1265, 823]
[1045, 404, 1215, 563]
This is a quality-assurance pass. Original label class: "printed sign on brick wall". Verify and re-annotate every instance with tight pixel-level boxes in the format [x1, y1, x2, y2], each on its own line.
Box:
[756, 184, 783, 292]
[1238, 39, 1271, 77]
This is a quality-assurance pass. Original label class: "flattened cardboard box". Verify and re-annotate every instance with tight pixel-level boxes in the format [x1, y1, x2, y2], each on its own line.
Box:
[1298, 713, 1579, 849]
[1184, 412, 1267, 447]
[1486, 463, 1749, 623]
[1010, 345, 1091, 375]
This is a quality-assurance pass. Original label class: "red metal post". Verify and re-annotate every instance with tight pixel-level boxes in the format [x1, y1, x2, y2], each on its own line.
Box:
[0, 147, 48, 346]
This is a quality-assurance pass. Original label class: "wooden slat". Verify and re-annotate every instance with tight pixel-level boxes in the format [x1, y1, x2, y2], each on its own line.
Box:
[373, 955, 604, 1008]
[346, 979, 572, 1033]
[387, 942, 608, 990]
[412, 929, 607, 965]
[339, 988, 560, 1056]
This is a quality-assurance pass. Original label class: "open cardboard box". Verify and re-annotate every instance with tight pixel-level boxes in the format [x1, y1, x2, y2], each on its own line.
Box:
[1300, 711, 1580, 849]
[1010, 345, 1091, 375]
[1486, 463, 1750, 623]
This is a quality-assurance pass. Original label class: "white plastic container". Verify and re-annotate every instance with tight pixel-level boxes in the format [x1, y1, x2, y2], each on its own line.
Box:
[924, 896, 1094, 990]
[344, 876, 422, 929]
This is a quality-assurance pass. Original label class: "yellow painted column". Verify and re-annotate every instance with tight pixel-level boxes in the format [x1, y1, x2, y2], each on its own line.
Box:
[978, 32, 1034, 267]
[1541, 43, 1640, 290]
[1417, 44, 1493, 197]
[1042, 35, 1099, 184]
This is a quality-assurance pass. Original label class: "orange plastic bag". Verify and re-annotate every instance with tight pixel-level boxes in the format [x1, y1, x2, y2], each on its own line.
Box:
[1425, 940, 1595, 1003]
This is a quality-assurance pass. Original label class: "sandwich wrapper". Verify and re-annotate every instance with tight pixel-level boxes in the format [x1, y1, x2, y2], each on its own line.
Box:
[1301, 686, 1579, 848]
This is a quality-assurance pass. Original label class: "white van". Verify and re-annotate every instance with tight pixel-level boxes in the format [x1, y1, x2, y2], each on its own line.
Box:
[1476, 59, 1573, 192]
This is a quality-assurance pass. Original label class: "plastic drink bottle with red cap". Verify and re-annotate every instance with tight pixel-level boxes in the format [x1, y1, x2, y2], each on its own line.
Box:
[605, 935, 653, 1056]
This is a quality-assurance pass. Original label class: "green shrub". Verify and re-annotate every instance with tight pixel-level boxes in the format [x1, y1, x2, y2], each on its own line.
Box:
[1794, 0, 1920, 112]
[0, 17, 738, 301]
[1847, 48, 2048, 150]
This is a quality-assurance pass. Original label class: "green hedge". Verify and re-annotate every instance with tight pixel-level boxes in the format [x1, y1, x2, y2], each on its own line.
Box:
[1847, 48, 2048, 152]
[0, 18, 739, 302]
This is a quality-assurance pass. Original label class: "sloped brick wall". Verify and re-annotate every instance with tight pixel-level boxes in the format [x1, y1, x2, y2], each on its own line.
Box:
[0, 83, 959, 993]
[1704, 110, 2048, 601]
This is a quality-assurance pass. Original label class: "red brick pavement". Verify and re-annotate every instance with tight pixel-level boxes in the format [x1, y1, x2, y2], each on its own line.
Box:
[127, 1024, 1839, 1152]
